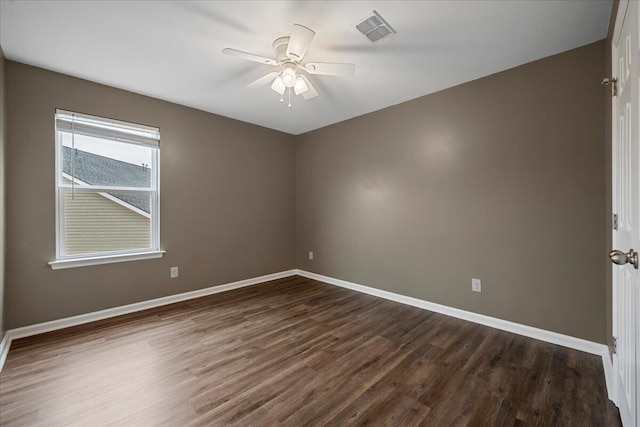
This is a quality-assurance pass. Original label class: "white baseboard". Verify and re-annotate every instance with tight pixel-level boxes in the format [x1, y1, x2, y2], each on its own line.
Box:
[0, 332, 10, 372]
[295, 269, 613, 400]
[0, 269, 297, 372]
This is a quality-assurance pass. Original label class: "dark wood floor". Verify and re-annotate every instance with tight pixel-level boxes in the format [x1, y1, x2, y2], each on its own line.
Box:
[0, 276, 621, 426]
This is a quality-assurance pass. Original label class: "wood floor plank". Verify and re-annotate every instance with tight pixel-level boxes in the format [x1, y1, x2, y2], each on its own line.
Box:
[0, 276, 621, 426]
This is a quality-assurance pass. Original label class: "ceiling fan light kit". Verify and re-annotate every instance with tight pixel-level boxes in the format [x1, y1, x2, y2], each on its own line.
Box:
[222, 23, 356, 108]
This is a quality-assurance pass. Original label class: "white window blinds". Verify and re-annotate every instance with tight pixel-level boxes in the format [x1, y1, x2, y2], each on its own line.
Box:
[55, 109, 160, 148]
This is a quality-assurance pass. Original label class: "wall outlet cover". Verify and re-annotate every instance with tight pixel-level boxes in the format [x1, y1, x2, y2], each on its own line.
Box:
[171, 267, 179, 278]
[309, 251, 314, 260]
[472, 278, 482, 292]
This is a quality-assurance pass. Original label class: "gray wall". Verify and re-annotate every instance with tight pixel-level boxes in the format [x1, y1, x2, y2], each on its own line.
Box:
[5, 61, 296, 329]
[296, 41, 607, 343]
[0, 48, 5, 337]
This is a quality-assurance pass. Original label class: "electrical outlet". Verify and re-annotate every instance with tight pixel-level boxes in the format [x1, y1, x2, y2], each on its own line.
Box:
[170, 266, 179, 278]
[472, 278, 482, 293]
[309, 251, 314, 260]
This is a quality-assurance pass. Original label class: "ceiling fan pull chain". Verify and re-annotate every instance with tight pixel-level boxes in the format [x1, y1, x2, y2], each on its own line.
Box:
[288, 87, 292, 108]
[280, 93, 284, 103]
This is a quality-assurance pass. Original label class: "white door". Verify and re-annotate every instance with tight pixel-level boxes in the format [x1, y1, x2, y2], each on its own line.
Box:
[612, 1, 639, 426]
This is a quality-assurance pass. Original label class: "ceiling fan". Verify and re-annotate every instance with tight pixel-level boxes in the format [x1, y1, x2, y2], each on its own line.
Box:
[222, 24, 356, 107]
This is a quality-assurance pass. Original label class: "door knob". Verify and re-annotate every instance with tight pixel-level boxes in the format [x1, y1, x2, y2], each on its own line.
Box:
[609, 249, 639, 269]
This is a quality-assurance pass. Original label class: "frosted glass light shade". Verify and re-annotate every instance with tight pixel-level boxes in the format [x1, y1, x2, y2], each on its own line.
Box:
[294, 76, 308, 95]
[271, 76, 286, 95]
[282, 68, 296, 88]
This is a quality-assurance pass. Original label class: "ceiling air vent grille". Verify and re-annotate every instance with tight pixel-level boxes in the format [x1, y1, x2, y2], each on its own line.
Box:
[354, 11, 396, 43]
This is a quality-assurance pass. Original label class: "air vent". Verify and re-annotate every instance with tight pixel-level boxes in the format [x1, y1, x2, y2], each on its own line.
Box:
[353, 10, 396, 43]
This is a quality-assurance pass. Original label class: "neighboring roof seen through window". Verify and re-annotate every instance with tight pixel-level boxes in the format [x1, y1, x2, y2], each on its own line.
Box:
[62, 146, 151, 213]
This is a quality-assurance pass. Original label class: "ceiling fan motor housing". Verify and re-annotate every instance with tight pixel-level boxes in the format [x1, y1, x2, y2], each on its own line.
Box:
[272, 37, 292, 63]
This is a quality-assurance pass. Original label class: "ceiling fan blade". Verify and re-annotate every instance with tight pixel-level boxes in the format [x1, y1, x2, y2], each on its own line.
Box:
[304, 62, 355, 77]
[247, 71, 280, 88]
[286, 24, 315, 61]
[222, 48, 278, 66]
[299, 75, 318, 100]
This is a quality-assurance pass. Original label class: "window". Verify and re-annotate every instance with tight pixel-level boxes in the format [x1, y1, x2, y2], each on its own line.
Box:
[50, 110, 162, 269]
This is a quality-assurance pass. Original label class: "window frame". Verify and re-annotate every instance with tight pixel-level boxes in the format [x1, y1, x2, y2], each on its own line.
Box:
[50, 110, 163, 269]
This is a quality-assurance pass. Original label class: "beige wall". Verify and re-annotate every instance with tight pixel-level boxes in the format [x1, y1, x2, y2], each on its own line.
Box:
[296, 41, 607, 343]
[0, 48, 5, 337]
[5, 61, 296, 329]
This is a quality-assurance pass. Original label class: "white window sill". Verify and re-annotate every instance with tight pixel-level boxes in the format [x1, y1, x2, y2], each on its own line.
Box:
[49, 250, 165, 270]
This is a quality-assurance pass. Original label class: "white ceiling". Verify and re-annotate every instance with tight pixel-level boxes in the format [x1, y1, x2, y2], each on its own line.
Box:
[0, 1, 612, 135]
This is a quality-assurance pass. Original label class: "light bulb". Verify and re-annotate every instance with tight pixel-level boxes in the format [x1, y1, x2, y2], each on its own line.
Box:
[271, 76, 285, 95]
[282, 68, 296, 88]
[294, 76, 308, 95]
